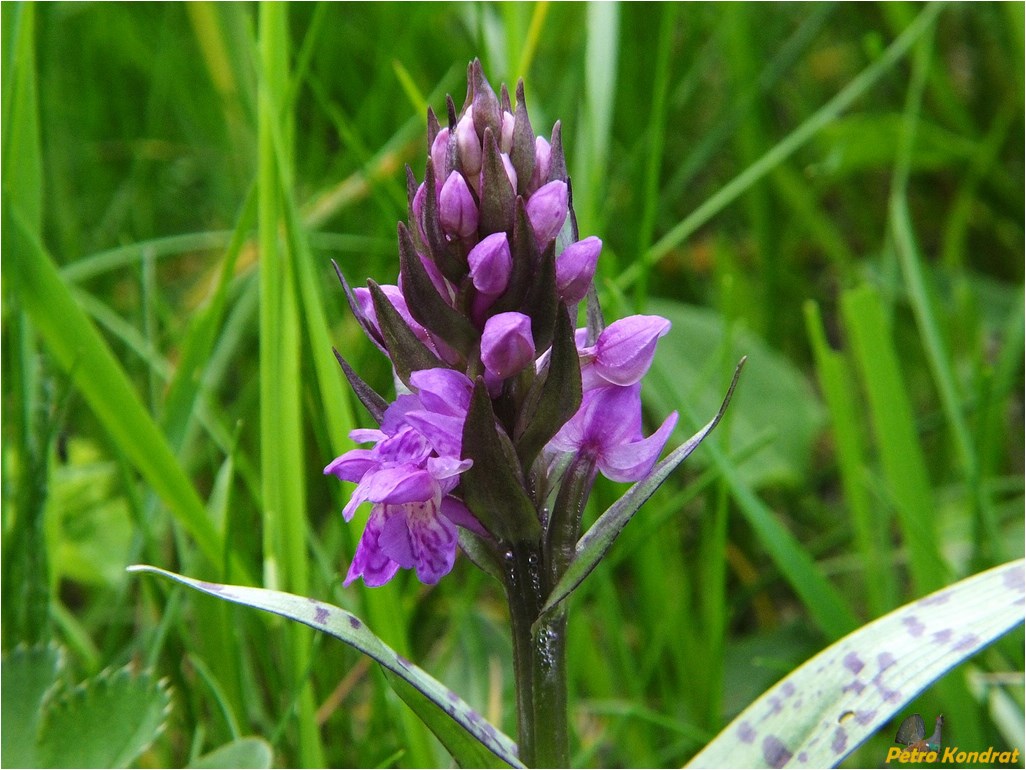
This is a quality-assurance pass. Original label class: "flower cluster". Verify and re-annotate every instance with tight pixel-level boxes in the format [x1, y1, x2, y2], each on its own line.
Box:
[326, 61, 677, 587]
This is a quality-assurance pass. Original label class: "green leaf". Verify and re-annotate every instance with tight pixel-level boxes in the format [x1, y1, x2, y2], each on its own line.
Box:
[479, 127, 516, 236]
[332, 347, 388, 425]
[368, 279, 445, 387]
[1, 645, 62, 768]
[514, 304, 581, 470]
[128, 565, 523, 769]
[492, 198, 538, 316]
[397, 221, 478, 356]
[2, 2, 42, 233]
[519, 241, 558, 353]
[687, 559, 1026, 769]
[841, 285, 947, 595]
[187, 737, 274, 769]
[422, 159, 464, 283]
[460, 379, 542, 543]
[509, 80, 536, 196]
[615, 2, 945, 292]
[539, 358, 745, 619]
[37, 666, 172, 769]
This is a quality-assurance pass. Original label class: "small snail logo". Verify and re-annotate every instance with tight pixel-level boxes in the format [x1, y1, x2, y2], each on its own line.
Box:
[895, 713, 944, 752]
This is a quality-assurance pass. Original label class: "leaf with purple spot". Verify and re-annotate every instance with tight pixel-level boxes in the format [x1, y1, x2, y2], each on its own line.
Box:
[687, 559, 1025, 768]
[128, 565, 521, 768]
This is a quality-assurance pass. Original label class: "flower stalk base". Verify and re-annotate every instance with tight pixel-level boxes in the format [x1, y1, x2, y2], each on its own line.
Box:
[503, 539, 569, 769]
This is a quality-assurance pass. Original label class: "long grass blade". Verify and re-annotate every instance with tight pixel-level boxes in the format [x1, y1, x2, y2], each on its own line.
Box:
[7, 206, 242, 580]
[841, 285, 948, 595]
[615, 2, 945, 292]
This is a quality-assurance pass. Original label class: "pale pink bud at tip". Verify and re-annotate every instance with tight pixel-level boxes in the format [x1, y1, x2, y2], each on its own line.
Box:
[430, 128, 450, 182]
[455, 110, 482, 176]
[500, 110, 515, 153]
[501, 153, 518, 191]
[412, 182, 427, 243]
[528, 136, 551, 194]
[439, 171, 479, 239]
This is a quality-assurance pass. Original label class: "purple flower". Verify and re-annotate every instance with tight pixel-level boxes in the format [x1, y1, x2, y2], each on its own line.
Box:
[401, 369, 475, 457]
[345, 472, 482, 587]
[325, 61, 703, 592]
[579, 315, 671, 389]
[481, 312, 535, 379]
[324, 370, 481, 586]
[549, 383, 678, 482]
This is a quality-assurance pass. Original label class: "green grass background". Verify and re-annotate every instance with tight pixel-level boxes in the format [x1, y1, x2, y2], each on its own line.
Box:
[3, 2, 1023, 767]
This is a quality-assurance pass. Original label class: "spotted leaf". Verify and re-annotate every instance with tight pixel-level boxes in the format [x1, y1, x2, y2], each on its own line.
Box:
[687, 559, 1025, 768]
[128, 565, 521, 769]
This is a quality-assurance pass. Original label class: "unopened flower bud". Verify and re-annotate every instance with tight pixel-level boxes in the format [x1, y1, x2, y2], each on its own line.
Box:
[439, 171, 479, 239]
[527, 137, 551, 194]
[354, 284, 433, 348]
[412, 182, 427, 241]
[556, 236, 602, 304]
[467, 232, 512, 296]
[431, 128, 450, 183]
[500, 110, 515, 153]
[525, 180, 568, 247]
[481, 312, 535, 379]
[456, 110, 482, 176]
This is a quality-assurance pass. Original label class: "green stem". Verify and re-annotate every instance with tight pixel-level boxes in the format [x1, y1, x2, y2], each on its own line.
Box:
[506, 457, 594, 767]
[504, 539, 569, 768]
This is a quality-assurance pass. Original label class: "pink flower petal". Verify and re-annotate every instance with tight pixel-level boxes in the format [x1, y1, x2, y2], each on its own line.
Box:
[378, 505, 417, 569]
[344, 507, 400, 587]
[408, 501, 458, 584]
[441, 496, 488, 537]
[598, 411, 679, 483]
[525, 180, 568, 247]
[593, 315, 671, 386]
[324, 449, 378, 482]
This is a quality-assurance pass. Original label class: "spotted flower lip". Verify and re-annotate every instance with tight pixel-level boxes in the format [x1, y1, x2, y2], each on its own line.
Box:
[325, 370, 479, 586]
[344, 486, 480, 587]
